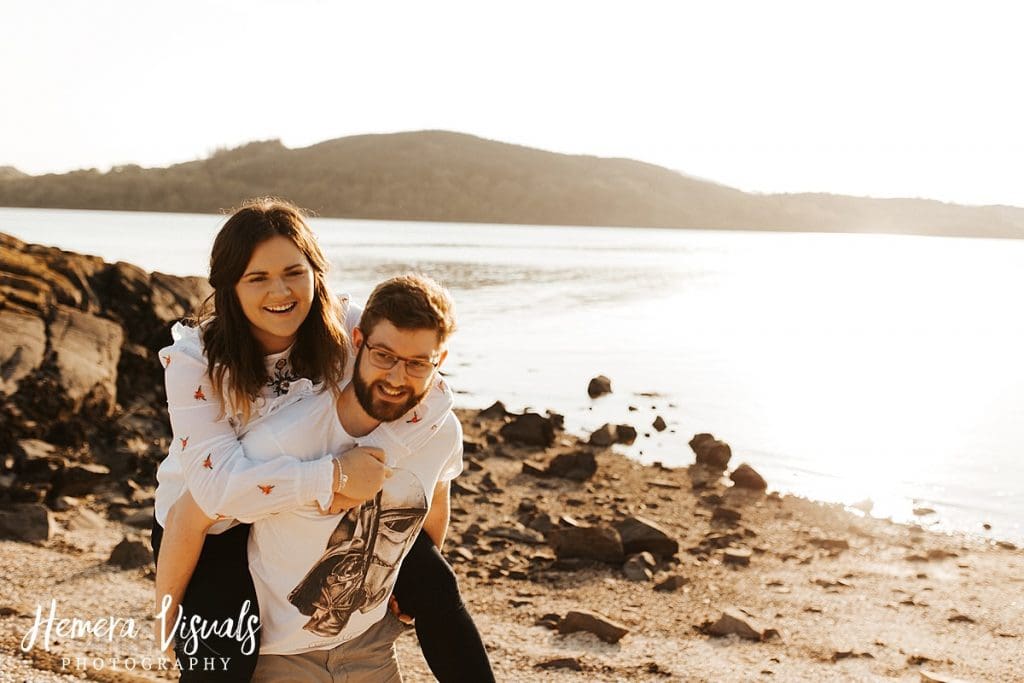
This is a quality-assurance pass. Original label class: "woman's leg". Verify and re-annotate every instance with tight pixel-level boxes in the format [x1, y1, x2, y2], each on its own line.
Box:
[393, 530, 495, 683]
[152, 519, 261, 682]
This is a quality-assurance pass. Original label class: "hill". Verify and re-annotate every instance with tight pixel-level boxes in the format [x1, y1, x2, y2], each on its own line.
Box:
[1, 131, 1022, 238]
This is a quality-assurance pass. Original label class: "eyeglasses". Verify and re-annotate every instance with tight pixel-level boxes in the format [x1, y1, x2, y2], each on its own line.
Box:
[362, 341, 439, 378]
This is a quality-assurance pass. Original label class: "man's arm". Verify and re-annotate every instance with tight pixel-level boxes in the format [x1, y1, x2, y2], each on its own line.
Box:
[421, 479, 451, 549]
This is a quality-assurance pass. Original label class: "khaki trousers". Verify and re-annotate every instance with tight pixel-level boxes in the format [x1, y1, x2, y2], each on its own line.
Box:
[251, 612, 408, 683]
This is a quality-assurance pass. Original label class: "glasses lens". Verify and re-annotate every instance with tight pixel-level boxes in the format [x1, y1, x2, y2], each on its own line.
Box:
[404, 361, 433, 378]
[368, 349, 397, 370]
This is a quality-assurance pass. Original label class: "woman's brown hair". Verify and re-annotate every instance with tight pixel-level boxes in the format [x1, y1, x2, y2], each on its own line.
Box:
[195, 197, 349, 422]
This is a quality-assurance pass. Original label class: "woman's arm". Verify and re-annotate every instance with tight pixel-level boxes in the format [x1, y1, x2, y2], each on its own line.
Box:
[421, 480, 452, 549]
[163, 342, 338, 522]
[154, 490, 214, 652]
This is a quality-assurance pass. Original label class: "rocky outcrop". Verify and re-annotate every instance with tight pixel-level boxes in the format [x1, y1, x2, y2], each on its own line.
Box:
[0, 232, 209, 504]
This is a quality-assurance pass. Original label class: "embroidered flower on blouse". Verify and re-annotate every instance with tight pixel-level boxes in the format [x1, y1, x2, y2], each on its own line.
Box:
[162, 355, 172, 368]
[202, 454, 213, 469]
[180, 436, 189, 449]
[406, 411, 421, 424]
[257, 484, 276, 495]
[267, 358, 299, 397]
[194, 386, 206, 401]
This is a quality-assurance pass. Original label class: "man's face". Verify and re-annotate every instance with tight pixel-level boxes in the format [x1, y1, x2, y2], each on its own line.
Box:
[351, 320, 447, 423]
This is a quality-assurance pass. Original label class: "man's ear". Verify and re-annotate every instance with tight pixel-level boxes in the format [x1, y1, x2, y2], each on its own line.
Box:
[351, 326, 364, 350]
[436, 347, 449, 369]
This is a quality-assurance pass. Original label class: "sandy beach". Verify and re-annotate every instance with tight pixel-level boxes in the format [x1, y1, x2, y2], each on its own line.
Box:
[2, 404, 1022, 682]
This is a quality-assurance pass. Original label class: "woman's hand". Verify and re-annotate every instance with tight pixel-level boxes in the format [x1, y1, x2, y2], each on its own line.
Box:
[334, 446, 392, 501]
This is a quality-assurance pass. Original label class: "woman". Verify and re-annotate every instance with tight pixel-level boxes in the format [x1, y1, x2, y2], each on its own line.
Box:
[152, 197, 494, 681]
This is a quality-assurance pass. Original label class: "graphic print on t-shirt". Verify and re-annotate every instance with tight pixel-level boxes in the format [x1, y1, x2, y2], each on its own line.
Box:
[286, 469, 427, 637]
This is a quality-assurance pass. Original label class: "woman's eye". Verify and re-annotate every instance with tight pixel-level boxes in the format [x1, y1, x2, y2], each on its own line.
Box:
[287, 270, 306, 278]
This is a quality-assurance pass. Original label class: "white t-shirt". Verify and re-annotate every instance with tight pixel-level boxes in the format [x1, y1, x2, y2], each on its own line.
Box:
[242, 376, 463, 655]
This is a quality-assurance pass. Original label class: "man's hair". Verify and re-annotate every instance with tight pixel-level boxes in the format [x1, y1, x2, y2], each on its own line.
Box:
[359, 273, 456, 342]
[195, 197, 349, 422]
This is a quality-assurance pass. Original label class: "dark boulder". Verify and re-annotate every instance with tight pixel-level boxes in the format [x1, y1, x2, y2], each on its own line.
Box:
[730, 463, 767, 490]
[0, 503, 57, 542]
[558, 610, 629, 643]
[689, 433, 732, 470]
[546, 451, 597, 481]
[614, 515, 679, 558]
[548, 525, 624, 563]
[587, 375, 612, 398]
[500, 412, 556, 448]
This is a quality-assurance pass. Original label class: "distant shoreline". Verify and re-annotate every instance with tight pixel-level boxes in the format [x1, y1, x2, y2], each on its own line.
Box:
[2, 204, 1019, 242]
[2, 131, 1022, 240]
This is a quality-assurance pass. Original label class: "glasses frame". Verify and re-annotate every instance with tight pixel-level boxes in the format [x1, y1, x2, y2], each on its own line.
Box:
[361, 340, 440, 378]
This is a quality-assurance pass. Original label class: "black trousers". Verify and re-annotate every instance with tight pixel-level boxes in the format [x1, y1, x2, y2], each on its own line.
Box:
[152, 521, 494, 682]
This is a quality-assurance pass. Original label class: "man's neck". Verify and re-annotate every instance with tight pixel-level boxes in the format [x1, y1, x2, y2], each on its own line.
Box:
[336, 385, 381, 437]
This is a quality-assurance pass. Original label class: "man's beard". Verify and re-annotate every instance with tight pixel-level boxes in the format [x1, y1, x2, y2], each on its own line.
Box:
[351, 346, 429, 422]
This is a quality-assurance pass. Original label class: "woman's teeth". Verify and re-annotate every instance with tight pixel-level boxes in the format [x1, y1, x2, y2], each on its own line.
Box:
[264, 302, 297, 313]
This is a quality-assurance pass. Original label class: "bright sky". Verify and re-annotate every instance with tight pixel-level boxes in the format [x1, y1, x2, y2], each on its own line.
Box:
[3, 0, 1023, 207]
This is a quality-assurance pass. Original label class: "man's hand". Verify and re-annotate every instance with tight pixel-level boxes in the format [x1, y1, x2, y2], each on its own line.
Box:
[335, 446, 392, 501]
[325, 492, 360, 515]
[389, 595, 414, 625]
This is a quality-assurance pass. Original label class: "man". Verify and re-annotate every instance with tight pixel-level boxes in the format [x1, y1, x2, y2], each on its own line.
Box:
[245, 273, 463, 681]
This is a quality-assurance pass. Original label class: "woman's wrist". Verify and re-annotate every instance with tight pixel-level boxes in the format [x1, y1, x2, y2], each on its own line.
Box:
[332, 456, 349, 494]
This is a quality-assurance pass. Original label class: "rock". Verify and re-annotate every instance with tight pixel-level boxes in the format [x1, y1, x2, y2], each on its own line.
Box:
[588, 423, 617, 447]
[712, 506, 742, 525]
[0, 311, 47, 394]
[546, 451, 597, 481]
[548, 526, 624, 563]
[558, 609, 629, 643]
[654, 575, 688, 592]
[919, 670, 971, 683]
[477, 401, 508, 420]
[707, 607, 776, 641]
[689, 433, 732, 470]
[810, 537, 850, 552]
[913, 507, 937, 516]
[536, 657, 583, 672]
[648, 478, 682, 490]
[520, 461, 547, 477]
[996, 540, 1017, 550]
[652, 415, 667, 432]
[451, 480, 482, 496]
[485, 525, 546, 545]
[723, 547, 752, 566]
[623, 552, 656, 581]
[121, 506, 155, 529]
[587, 375, 613, 398]
[54, 463, 111, 497]
[66, 507, 108, 531]
[545, 411, 565, 430]
[528, 513, 557, 534]
[614, 515, 679, 558]
[729, 463, 767, 490]
[615, 424, 638, 445]
[47, 306, 124, 416]
[0, 503, 57, 542]
[462, 438, 484, 454]
[500, 412, 556, 448]
[107, 536, 152, 569]
[688, 464, 725, 489]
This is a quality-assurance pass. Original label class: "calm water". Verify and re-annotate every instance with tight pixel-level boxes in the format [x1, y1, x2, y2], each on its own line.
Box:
[3, 207, 1022, 542]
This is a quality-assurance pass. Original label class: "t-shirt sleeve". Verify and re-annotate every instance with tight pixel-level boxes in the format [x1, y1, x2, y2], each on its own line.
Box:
[437, 414, 464, 483]
[162, 330, 334, 522]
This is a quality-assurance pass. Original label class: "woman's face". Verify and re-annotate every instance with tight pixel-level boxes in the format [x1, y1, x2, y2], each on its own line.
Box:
[234, 235, 315, 354]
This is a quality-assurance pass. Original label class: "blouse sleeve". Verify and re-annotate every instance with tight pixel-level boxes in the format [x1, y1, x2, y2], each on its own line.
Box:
[161, 324, 335, 523]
